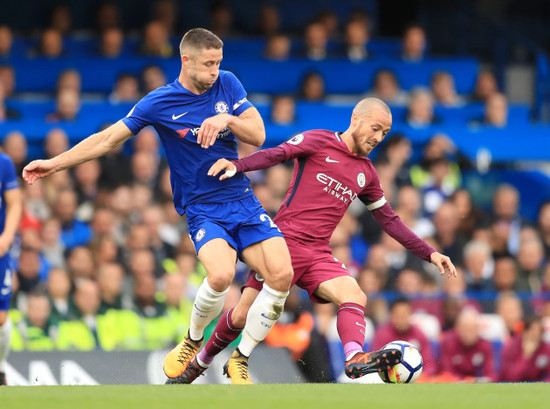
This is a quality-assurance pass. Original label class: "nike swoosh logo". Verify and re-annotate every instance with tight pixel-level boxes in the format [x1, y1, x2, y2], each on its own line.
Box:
[172, 112, 188, 120]
[325, 157, 339, 163]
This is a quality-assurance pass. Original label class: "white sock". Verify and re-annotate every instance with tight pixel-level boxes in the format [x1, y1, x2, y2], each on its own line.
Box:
[0, 317, 12, 372]
[237, 283, 288, 357]
[189, 278, 229, 341]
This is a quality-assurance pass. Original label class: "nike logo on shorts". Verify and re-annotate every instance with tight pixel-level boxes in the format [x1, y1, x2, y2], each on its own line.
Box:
[172, 112, 188, 120]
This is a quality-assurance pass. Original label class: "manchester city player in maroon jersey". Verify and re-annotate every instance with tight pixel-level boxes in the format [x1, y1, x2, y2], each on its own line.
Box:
[22, 28, 293, 385]
[173, 97, 458, 384]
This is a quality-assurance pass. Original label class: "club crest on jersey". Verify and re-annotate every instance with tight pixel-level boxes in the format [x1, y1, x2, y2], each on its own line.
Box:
[195, 228, 206, 242]
[287, 133, 304, 145]
[215, 101, 229, 114]
[357, 172, 366, 188]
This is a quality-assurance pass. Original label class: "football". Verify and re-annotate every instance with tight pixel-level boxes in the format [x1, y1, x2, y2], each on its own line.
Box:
[378, 340, 423, 384]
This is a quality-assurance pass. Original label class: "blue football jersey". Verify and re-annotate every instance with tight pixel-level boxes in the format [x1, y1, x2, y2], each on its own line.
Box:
[0, 153, 19, 234]
[122, 70, 255, 215]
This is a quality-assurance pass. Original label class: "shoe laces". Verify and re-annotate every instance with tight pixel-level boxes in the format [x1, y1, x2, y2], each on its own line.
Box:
[177, 340, 197, 365]
[235, 357, 250, 380]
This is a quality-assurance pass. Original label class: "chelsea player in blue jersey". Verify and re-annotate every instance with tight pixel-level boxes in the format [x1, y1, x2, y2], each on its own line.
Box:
[23, 28, 292, 384]
[0, 153, 22, 386]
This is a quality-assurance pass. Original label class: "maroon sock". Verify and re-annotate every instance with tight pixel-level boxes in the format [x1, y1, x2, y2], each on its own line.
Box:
[197, 308, 243, 366]
[337, 302, 366, 360]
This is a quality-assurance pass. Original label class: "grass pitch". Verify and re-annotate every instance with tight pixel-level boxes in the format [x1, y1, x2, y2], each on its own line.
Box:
[0, 384, 546, 409]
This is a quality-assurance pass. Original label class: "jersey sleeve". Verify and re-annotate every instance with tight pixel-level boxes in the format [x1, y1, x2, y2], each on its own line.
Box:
[233, 131, 325, 173]
[225, 71, 253, 116]
[358, 164, 386, 211]
[1, 155, 19, 191]
[121, 93, 157, 135]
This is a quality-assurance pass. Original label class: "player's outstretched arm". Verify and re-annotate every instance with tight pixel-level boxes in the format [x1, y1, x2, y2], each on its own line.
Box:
[197, 107, 265, 149]
[23, 121, 134, 185]
[428, 252, 458, 278]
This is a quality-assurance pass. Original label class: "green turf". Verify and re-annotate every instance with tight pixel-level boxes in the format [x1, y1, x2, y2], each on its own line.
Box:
[0, 384, 546, 409]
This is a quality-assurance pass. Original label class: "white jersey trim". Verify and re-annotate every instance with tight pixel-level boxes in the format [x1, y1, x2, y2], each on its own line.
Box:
[367, 196, 387, 211]
[233, 98, 248, 111]
[334, 132, 342, 141]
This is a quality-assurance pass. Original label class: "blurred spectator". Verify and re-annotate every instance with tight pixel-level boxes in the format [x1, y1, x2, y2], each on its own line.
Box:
[49, 4, 72, 35]
[302, 22, 329, 60]
[298, 71, 325, 101]
[131, 151, 159, 187]
[98, 140, 132, 189]
[372, 298, 437, 376]
[489, 184, 525, 257]
[433, 201, 467, 267]
[451, 189, 485, 239]
[127, 249, 156, 282]
[46, 268, 71, 321]
[500, 317, 550, 382]
[44, 128, 69, 159]
[134, 274, 166, 319]
[401, 24, 426, 61]
[95, 2, 120, 33]
[378, 134, 412, 187]
[134, 127, 160, 155]
[270, 95, 295, 125]
[47, 88, 81, 122]
[463, 240, 494, 294]
[0, 64, 15, 97]
[91, 207, 115, 239]
[343, 20, 369, 62]
[431, 71, 465, 107]
[152, 0, 178, 35]
[66, 246, 95, 282]
[440, 310, 495, 382]
[110, 73, 140, 103]
[0, 79, 19, 121]
[99, 27, 124, 58]
[538, 201, 550, 259]
[54, 188, 93, 250]
[164, 272, 192, 342]
[41, 218, 65, 268]
[492, 256, 518, 292]
[141, 20, 173, 57]
[516, 236, 545, 292]
[34, 28, 64, 58]
[0, 25, 13, 58]
[496, 292, 524, 336]
[97, 262, 125, 313]
[11, 291, 56, 350]
[394, 185, 434, 239]
[142, 205, 176, 260]
[316, 9, 340, 40]
[74, 159, 101, 209]
[142, 65, 166, 94]
[483, 92, 508, 127]
[23, 180, 51, 222]
[91, 235, 119, 265]
[406, 88, 436, 127]
[2, 131, 27, 175]
[209, 1, 236, 38]
[56, 69, 81, 94]
[420, 157, 455, 217]
[16, 246, 43, 295]
[263, 34, 291, 61]
[256, 4, 280, 37]
[368, 69, 408, 106]
[471, 70, 499, 102]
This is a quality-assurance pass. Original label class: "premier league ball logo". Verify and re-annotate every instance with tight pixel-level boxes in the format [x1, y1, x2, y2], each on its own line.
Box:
[287, 133, 304, 145]
[215, 101, 229, 114]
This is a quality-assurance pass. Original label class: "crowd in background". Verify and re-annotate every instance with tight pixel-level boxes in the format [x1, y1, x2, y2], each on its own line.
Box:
[0, 1, 549, 383]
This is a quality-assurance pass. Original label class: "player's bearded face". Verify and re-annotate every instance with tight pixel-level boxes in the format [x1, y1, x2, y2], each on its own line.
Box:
[352, 110, 392, 156]
[188, 48, 223, 92]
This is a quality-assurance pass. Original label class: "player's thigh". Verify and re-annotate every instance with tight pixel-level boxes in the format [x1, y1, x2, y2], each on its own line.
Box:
[197, 238, 238, 292]
[231, 286, 260, 328]
[241, 236, 293, 291]
[315, 276, 366, 307]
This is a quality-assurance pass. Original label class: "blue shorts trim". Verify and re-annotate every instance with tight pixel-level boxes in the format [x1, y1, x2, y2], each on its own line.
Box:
[0, 254, 13, 311]
[186, 196, 283, 255]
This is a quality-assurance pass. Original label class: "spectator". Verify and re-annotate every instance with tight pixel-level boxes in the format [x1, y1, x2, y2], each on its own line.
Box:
[44, 128, 69, 159]
[406, 88, 436, 127]
[433, 201, 467, 267]
[54, 188, 93, 250]
[11, 291, 56, 350]
[302, 22, 329, 60]
[95, 2, 120, 33]
[431, 71, 464, 107]
[0, 80, 19, 121]
[463, 240, 494, 294]
[270, 95, 295, 126]
[141, 20, 173, 57]
[2, 131, 27, 175]
[0, 25, 13, 58]
[256, 4, 280, 37]
[46, 268, 72, 321]
[131, 151, 159, 187]
[56, 69, 81, 94]
[316, 9, 340, 40]
[0, 64, 15, 97]
[74, 159, 101, 209]
[372, 298, 437, 376]
[483, 92, 508, 127]
[99, 27, 124, 58]
[489, 184, 525, 257]
[538, 201, 550, 259]
[97, 262, 126, 313]
[516, 236, 545, 292]
[420, 157, 455, 218]
[16, 246, 43, 295]
[471, 70, 498, 102]
[141, 205, 176, 261]
[134, 127, 160, 155]
[41, 218, 65, 269]
[152, 0, 178, 35]
[298, 71, 325, 101]
[500, 317, 550, 382]
[496, 292, 524, 337]
[440, 310, 495, 382]
[343, 20, 368, 62]
[492, 256, 518, 292]
[127, 249, 156, 282]
[263, 34, 291, 61]
[133, 274, 165, 318]
[91, 235, 119, 265]
[368, 69, 408, 106]
[401, 24, 426, 61]
[35, 28, 64, 58]
[47, 88, 81, 122]
[98, 139, 132, 189]
[451, 189, 485, 240]
[49, 4, 72, 35]
[141, 65, 166, 94]
[66, 246, 96, 282]
[393, 185, 435, 239]
[110, 73, 140, 103]
[164, 272, 192, 342]
[209, 1, 236, 38]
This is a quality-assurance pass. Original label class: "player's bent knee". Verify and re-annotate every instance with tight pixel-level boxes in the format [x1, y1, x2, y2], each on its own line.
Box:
[264, 268, 293, 292]
[207, 272, 234, 292]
